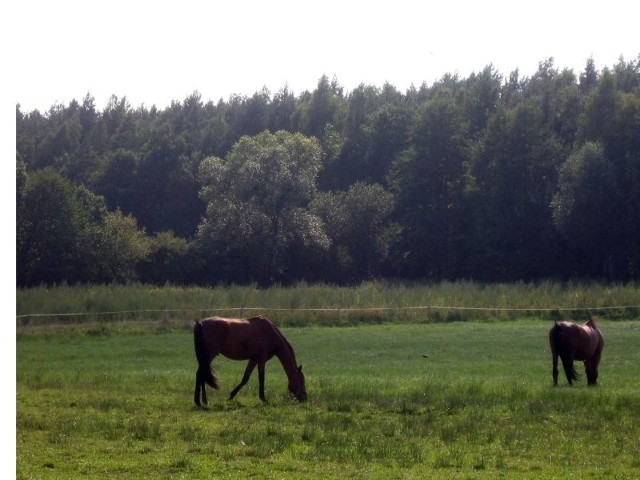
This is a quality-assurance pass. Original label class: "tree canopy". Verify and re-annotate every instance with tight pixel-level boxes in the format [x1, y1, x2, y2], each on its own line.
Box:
[196, 131, 327, 285]
[16, 55, 640, 286]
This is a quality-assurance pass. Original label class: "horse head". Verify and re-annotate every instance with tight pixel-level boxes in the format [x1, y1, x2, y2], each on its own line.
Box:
[288, 365, 307, 401]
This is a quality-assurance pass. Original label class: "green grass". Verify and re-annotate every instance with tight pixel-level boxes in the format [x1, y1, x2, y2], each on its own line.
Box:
[16, 319, 640, 479]
[16, 281, 640, 326]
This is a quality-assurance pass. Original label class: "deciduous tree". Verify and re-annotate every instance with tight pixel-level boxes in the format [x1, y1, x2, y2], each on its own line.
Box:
[197, 130, 328, 285]
[552, 142, 620, 278]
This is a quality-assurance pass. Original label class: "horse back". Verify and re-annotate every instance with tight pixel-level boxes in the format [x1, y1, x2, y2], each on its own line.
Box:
[550, 320, 602, 360]
[198, 316, 232, 352]
[201, 315, 283, 361]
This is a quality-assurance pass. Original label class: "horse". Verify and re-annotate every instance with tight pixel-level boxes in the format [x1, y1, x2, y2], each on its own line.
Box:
[193, 315, 307, 406]
[548, 317, 604, 386]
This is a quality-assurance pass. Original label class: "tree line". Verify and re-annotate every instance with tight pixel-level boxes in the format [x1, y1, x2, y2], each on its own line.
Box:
[16, 56, 640, 287]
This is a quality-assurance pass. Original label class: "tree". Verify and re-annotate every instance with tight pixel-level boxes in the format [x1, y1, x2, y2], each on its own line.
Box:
[462, 65, 502, 138]
[470, 101, 563, 280]
[296, 75, 346, 138]
[15, 58, 640, 284]
[524, 58, 581, 149]
[311, 183, 396, 282]
[612, 55, 640, 93]
[320, 84, 380, 189]
[16, 161, 27, 208]
[137, 231, 193, 285]
[16, 106, 38, 166]
[608, 89, 640, 278]
[391, 96, 471, 279]
[89, 210, 151, 283]
[93, 148, 140, 216]
[17, 168, 91, 285]
[552, 142, 621, 278]
[16, 161, 29, 269]
[269, 86, 296, 132]
[133, 125, 204, 236]
[579, 68, 617, 144]
[579, 57, 599, 94]
[17, 168, 150, 286]
[197, 130, 328, 285]
[363, 104, 413, 186]
[199, 101, 232, 157]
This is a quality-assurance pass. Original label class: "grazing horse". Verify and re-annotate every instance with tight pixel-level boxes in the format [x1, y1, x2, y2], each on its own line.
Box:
[549, 317, 604, 386]
[193, 315, 307, 406]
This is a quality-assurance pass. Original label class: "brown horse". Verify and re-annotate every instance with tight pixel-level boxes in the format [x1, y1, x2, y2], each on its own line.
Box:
[549, 317, 604, 386]
[193, 315, 307, 406]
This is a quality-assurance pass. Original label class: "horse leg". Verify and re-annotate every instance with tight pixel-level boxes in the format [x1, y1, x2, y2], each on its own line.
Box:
[561, 355, 577, 385]
[258, 361, 266, 402]
[585, 352, 601, 386]
[229, 359, 257, 400]
[201, 372, 208, 405]
[195, 351, 219, 407]
[552, 353, 559, 387]
[584, 361, 596, 386]
[194, 372, 202, 406]
[590, 364, 599, 386]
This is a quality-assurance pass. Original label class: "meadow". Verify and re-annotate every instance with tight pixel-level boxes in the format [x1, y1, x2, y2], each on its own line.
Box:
[16, 281, 640, 326]
[16, 319, 639, 478]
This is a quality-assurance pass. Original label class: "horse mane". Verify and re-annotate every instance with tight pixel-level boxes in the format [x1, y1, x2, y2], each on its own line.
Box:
[273, 322, 297, 360]
[256, 315, 298, 363]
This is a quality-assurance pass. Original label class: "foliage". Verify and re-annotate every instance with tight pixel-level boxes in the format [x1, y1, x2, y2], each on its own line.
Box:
[137, 231, 193, 285]
[17, 168, 149, 285]
[391, 96, 471, 279]
[15, 55, 640, 286]
[311, 183, 396, 281]
[470, 100, 564, 280]
[552, 142, 620, 277]
[196, 130, 328, 285]
[89, 210, 151, 283]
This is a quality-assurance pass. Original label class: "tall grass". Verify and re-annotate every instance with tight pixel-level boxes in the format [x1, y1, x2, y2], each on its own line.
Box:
[17, 281, 640, 327]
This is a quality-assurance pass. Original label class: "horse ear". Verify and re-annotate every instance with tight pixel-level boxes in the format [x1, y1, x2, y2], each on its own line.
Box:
[298, 365, 303, 372]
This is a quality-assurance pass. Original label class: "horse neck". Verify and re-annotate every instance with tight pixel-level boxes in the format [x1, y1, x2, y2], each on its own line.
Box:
[274, 336, 298, 379]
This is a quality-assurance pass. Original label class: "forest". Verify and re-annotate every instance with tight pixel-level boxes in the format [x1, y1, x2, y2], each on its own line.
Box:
[16, 56, 640, 287]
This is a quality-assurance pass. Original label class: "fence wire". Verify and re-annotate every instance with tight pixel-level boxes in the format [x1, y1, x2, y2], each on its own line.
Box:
[16, 304, 640, 320]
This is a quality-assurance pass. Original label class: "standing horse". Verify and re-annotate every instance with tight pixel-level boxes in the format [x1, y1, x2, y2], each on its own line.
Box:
[194, 315, 307, 406]
[549, 317, 604, 386]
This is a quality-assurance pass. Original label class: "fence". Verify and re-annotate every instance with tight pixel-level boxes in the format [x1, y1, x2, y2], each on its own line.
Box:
[16, 303, 640, 328]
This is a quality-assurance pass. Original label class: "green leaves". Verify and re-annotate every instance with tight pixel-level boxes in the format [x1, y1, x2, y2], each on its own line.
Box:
[17, 168, 149, 285]
[312, 183, 395, 281]
[552, 142, 621, 276]
[15, 59, 640, 285]
[197, 131, 326, 284]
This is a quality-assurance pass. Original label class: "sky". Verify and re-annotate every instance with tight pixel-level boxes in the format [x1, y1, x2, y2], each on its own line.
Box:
[7, 0, 640, 113]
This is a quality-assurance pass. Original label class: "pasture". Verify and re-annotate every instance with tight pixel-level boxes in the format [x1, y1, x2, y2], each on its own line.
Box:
[16, 318, 640, 479]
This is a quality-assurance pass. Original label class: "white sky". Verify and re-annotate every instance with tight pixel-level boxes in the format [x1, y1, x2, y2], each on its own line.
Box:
[7, 0, 640, 113]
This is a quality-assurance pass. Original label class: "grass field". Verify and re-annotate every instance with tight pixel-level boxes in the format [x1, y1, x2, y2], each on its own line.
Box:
[16, 317, 640, 479]
[16, 281, 640, 325]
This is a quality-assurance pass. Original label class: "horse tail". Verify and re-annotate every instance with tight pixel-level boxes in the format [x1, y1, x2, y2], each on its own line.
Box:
[194, 320, 219, 389]
[550, 322, 578, 383]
